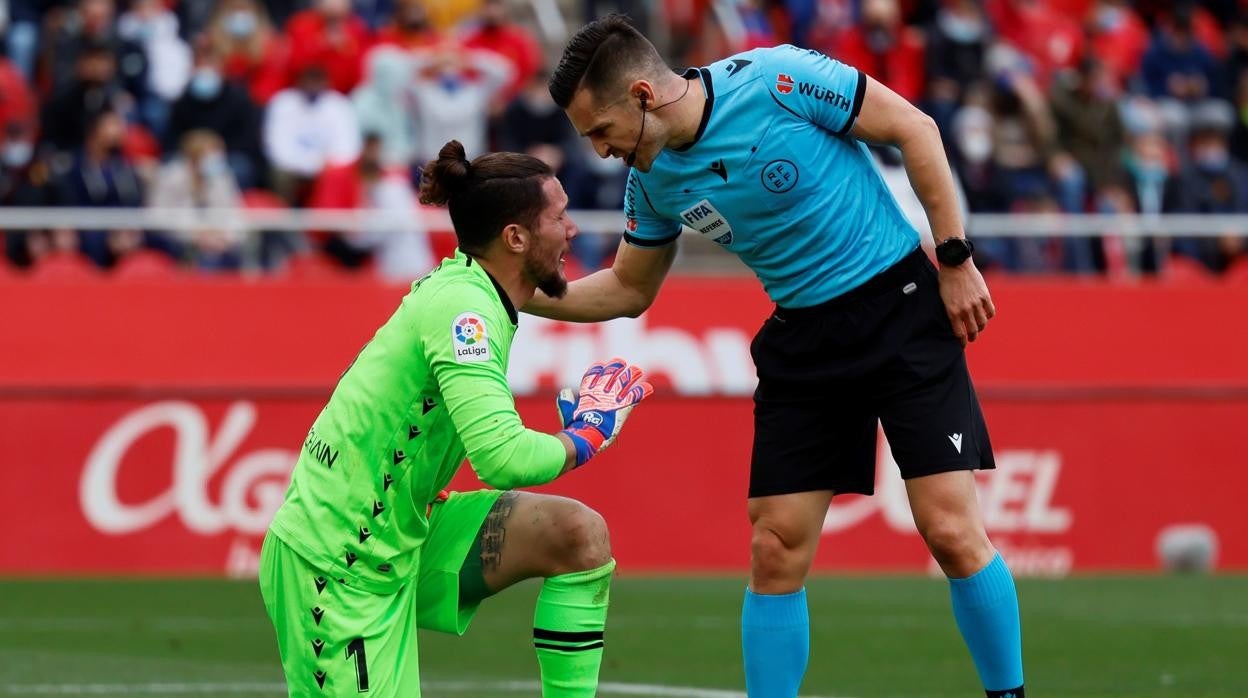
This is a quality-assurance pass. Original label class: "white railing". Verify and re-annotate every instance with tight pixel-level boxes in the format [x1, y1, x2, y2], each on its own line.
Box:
[2, 208, 1248, 237]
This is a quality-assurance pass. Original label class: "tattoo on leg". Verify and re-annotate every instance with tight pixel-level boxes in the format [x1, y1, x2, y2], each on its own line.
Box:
[480, 492, 518, 574]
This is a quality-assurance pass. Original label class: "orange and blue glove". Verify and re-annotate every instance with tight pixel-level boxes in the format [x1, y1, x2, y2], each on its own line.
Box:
[558, 357, 654, 468]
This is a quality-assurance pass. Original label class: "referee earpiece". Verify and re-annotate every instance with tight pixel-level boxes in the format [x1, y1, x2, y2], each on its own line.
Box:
[626, 94, 648, 167]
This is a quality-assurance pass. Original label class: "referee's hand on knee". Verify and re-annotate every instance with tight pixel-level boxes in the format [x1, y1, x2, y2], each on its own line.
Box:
[938, 262, 996, 347]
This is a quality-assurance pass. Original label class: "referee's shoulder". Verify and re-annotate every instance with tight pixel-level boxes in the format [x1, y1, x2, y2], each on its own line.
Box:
[707, 46, 773, 83]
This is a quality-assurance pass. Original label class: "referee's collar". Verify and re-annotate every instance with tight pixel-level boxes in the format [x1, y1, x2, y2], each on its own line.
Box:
[671, 66, 714, 153]
[461, 250, 519, 325]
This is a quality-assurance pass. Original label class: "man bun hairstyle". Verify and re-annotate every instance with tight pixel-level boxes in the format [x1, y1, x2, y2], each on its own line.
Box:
[548, 13, 668, 109]
[420, 140, 473, 206]
[420, 140, 554, 255]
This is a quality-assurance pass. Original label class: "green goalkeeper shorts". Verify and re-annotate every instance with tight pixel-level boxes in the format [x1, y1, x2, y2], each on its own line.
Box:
[258, 489, 503, 697]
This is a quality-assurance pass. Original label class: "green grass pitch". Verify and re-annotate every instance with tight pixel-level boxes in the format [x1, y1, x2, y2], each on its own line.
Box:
[1, 575, 1245, 697]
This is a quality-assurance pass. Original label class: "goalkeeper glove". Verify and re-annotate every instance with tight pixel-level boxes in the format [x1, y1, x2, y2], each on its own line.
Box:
[557, 357, 654, 468]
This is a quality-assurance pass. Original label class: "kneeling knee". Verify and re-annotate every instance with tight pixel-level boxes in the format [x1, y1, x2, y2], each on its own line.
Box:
[552, 503, 612, 573]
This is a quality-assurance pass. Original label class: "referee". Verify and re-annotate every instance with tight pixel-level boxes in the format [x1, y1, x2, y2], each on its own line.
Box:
[527, 15, 1024, 698]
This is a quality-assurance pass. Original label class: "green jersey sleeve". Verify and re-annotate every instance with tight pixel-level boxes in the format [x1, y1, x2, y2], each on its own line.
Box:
[420, 280, 567, 490]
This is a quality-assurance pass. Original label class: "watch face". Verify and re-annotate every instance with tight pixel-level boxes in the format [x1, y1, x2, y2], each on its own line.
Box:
[938, 239, 971, 265]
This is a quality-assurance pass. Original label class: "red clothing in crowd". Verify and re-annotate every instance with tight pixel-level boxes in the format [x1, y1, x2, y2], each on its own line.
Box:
[987, 0, 1085, 88]
[0, 58, 36, 133]
[461, 23, 542, 103]
[1088, 5, 1151, 87]
[1041, 0, 1094, 19]
[284, 10, 371, 93]
[223, 36, 290, 104]
[373, 24, 442, 52]
[832, 25, 926, 104]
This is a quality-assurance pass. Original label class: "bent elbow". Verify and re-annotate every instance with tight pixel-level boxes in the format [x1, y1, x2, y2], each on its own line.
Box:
[622, 303, 648, 319]
[622, 290, 657, 319]
[910, 110, 940, 142]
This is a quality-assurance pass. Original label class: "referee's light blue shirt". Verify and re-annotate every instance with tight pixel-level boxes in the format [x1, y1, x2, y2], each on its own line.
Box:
[623, 44, 921, 308]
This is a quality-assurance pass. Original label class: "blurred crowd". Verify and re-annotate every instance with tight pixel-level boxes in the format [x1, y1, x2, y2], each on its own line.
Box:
[3, 0, 1248, 279]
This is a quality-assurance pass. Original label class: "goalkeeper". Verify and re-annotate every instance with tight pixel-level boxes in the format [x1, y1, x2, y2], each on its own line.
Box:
[259, 139, 652, 697]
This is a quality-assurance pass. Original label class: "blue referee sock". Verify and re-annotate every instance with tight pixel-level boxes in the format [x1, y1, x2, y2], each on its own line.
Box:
[948, 553, 1024, 696]
[742, 587, 809, 697]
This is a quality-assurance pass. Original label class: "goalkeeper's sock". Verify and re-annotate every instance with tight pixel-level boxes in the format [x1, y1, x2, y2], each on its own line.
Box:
[948, 552, 1024, 697]
[532, 559, 615, 697]
[742, 587, 809, 698]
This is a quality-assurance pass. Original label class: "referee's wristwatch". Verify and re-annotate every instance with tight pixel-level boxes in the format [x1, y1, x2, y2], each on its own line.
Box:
[935, 237, 975, 267]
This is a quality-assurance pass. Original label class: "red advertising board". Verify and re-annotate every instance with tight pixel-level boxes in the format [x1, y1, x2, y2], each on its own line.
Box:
[2, 276, 1246, 575]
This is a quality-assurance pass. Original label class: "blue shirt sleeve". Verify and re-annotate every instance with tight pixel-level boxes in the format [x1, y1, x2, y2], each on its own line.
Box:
[760, 45, 865, 136]
[621, 169, 681, 247]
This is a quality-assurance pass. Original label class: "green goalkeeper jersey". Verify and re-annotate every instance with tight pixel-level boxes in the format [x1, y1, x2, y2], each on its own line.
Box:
[269, 249, 567, 594]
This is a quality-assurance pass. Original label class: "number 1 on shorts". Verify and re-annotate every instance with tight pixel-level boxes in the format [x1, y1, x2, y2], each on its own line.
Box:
[346, 638, 369, 692]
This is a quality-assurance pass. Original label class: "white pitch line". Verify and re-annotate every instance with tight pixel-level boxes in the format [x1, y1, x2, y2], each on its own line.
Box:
[2, 680, 852, 697]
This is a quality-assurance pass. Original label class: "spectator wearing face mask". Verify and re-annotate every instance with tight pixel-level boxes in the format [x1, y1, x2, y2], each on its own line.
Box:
[55, 109, 153, 268]
[207, 0, 289, 105]
[0, 122, 39, 206]
[39, 39, 129, 154]
[1085, 0, 1149, 89]
[42, 0, 149, 102]
[148, 129, 241, 210]
[263, 63, 363, 205]
[117, 0, 192, 136]
[460, 0, 541, 105]
[925, 0, 990, 138]
[1166, 101, 1248, 272]
[1113, 98, 1173, 274]
[407, 43, 513, 167]
[147, 129, 245, 270]
[949, 99, 1013, 270]
[284, 0, 372, 94]
[826, 0, 924, 104]
[167, 37, 265, 189]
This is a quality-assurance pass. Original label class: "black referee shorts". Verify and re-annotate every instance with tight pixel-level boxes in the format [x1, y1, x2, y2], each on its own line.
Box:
[749, 247, 995, 498]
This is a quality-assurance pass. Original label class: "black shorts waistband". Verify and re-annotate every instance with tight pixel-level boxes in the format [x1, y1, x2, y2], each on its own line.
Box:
[774, 247, 928, 320]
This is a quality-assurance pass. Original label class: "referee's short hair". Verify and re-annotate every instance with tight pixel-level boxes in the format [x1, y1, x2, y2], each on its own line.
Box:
[549, 13, 668, 109]
[419, 140, 553, 255]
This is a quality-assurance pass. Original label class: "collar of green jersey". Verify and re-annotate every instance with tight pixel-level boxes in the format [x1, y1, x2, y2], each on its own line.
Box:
[458, 249, 519, 325]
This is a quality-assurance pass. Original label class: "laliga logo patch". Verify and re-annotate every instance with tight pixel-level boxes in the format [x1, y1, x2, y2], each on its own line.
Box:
[776, 73, 794, 95]
[626, 217, 638, 233]
[582, 411, 604, 426]
[679, 198, 734, 246]
[452, 312, 491, 363]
